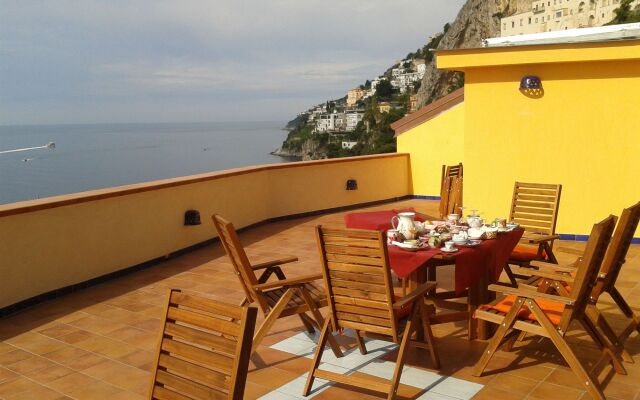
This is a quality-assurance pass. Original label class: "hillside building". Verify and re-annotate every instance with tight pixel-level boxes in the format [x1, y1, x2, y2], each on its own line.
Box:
[501, 0, 639, 36]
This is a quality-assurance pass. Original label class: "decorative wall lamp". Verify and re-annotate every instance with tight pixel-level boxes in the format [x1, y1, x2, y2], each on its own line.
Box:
[519, 75, 544, 98]
[184, 210, 202, 226]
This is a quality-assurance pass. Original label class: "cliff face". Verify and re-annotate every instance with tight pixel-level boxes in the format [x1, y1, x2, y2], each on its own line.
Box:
[416, 0, 533, 108]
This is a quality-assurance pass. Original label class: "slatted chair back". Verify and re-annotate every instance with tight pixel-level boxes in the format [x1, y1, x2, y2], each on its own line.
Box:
[439, 163, 463, 219]
[557, 215, 617, 331]
[315, 226, 400, 341]
[595, 202, 640, 297]
[509, 182, 562, 236]
[212, 214, 267, 311]
[150, 289, 258, 400]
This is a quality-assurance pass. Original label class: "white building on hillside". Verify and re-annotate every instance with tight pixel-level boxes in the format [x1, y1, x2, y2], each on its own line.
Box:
[501, 0, 639, 36]
[345, 111, 365, 132]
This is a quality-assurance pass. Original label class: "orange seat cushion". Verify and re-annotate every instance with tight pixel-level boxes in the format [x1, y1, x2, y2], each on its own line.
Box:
[510, 245, 545, 262]
[480, 295, 565, 326]
[393, 294, 413, 320]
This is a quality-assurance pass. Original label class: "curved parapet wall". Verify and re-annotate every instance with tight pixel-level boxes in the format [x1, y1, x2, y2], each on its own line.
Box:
[0, 153, 411, 309]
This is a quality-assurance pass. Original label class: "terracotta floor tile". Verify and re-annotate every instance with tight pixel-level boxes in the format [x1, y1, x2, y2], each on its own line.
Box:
[6, 355, 58, 375]
[45, 372, 100, 394]
[0, 366, 19, 383]
[73, 335, 138, 359]
[65, 379, 123, 399]
[543, 366, 586, 390]
[37, 324, 79, 339]
[484, 373, 539, 394]
[528, 381, 585, 400]
[0, 377, 38, 396]
[248, 365, 304, 390]
[43, 346, 107, 371]
[0, 349, 34, 366]
[472, 385, 528, 400]
[602, 379, 640, 400]
[3, 384, 66, 400]
[22, 363, 75, 383]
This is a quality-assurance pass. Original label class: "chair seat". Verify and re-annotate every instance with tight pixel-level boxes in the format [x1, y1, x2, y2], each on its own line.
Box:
[480, 295, 565, 326]
[510, 245, 545, 262]
[263, 281, 326, 309]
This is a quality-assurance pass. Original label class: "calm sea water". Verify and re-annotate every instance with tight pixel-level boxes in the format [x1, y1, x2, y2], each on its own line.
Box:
[0, 122, 291, 205]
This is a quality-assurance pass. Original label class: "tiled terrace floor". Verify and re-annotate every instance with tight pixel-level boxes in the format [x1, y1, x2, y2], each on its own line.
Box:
[1, 199, 639, 399]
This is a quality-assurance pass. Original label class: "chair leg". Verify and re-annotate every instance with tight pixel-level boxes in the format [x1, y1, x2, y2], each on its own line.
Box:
[388, 310, 417, 400]
[297, 287, 343, 358]
[504, 265, 519, 287]
[419, 301, 440, 369]
[298, 313, 316, 334]
[581, 315, 626, 375]
[303, 317, 331, 396]
[354, 330, 367, 355]
[527, 301, 605, 400]
[586, 305, 633, 364]
[609, 286, 640, 336]
[252, 289, 294, 352]
[473, 296, 525, 377]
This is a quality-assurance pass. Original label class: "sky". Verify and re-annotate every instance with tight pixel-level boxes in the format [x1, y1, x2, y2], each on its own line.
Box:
[0, 1, 465, 125]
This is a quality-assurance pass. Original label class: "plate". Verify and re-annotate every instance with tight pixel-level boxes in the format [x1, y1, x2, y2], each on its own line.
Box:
[440, 247, 459, 253]
[468, 236, 483, 240]
[460, 240, 482, 247]
[392, 241, 427, 251]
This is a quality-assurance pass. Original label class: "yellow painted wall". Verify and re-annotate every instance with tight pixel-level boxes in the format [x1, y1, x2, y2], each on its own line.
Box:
[449, 52, 640, 236]
[397, 104, 465, 197]
[0, 154, 411, 308]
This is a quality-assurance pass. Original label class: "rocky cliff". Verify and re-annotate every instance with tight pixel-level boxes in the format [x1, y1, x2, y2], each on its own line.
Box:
[416, 0, 533, 107]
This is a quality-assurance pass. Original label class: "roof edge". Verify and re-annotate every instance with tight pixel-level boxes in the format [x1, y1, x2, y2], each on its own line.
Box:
[392, 88, 464, 137]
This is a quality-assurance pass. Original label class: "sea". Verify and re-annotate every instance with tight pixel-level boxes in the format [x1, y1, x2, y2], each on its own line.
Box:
[0, 121, 292, 205]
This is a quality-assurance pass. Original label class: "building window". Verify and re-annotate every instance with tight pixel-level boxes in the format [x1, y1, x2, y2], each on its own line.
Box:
[529, 17, 532, 24]
[512, 21, 515, 28]
[536, 17, 539, 22]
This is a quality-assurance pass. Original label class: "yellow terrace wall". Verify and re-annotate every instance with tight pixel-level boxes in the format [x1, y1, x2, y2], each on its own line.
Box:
[397, 103, 465, 197]
[437, 40, 640, 236]
[0, 154, 411, 309]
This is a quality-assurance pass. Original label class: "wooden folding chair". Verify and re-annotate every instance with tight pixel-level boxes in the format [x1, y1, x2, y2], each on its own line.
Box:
[305, 226, 439, 400]
[212, 215, 342, 356]
[473, 216, 621, 400]
[504, 182, 562, 285]
[510, 201, 640, 364]
[439, 163, 463, 219]
[149, 289, 258, 400]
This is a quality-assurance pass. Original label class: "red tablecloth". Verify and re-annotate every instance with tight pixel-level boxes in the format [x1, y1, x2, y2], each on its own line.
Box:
[343, 208, 426, 231]
[345, 210, 523, 293]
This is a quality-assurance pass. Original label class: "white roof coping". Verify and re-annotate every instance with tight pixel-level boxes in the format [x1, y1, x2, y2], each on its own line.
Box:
[483, 23, 640, 47]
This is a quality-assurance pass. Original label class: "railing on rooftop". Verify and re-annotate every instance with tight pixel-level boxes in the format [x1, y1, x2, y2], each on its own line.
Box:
[0, 153, 411, 311]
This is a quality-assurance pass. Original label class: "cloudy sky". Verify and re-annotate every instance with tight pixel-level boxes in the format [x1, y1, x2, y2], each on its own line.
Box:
[0, 1, 465, 125]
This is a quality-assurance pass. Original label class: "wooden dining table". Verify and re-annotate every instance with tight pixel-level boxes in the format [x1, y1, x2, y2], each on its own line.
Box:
[345, 208, 524, 340]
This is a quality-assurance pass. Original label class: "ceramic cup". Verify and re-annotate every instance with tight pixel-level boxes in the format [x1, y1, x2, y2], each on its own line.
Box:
[444, 241, 455, 251]
[494, 218, 507, 229]
[387, 229, 399, 244]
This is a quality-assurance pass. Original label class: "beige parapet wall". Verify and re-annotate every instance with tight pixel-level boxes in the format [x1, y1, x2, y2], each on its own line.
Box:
[0, 154, 411, 308]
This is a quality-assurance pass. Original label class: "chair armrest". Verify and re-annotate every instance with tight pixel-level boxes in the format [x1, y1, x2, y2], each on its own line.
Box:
[251, 256, 298, 270]
[509, 266, 574, 283]
[522, 234, 560, 244]
[488, 284, 575, 305]
[393, 281, 437, 310]
[253, 273, 322, 290]
[530, 260, 579, 272]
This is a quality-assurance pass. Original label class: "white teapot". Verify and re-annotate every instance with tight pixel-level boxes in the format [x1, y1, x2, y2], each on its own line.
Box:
[391, 212, 418, 240]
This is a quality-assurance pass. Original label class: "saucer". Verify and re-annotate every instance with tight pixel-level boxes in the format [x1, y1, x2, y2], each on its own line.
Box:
[441, 247, 459, 253]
